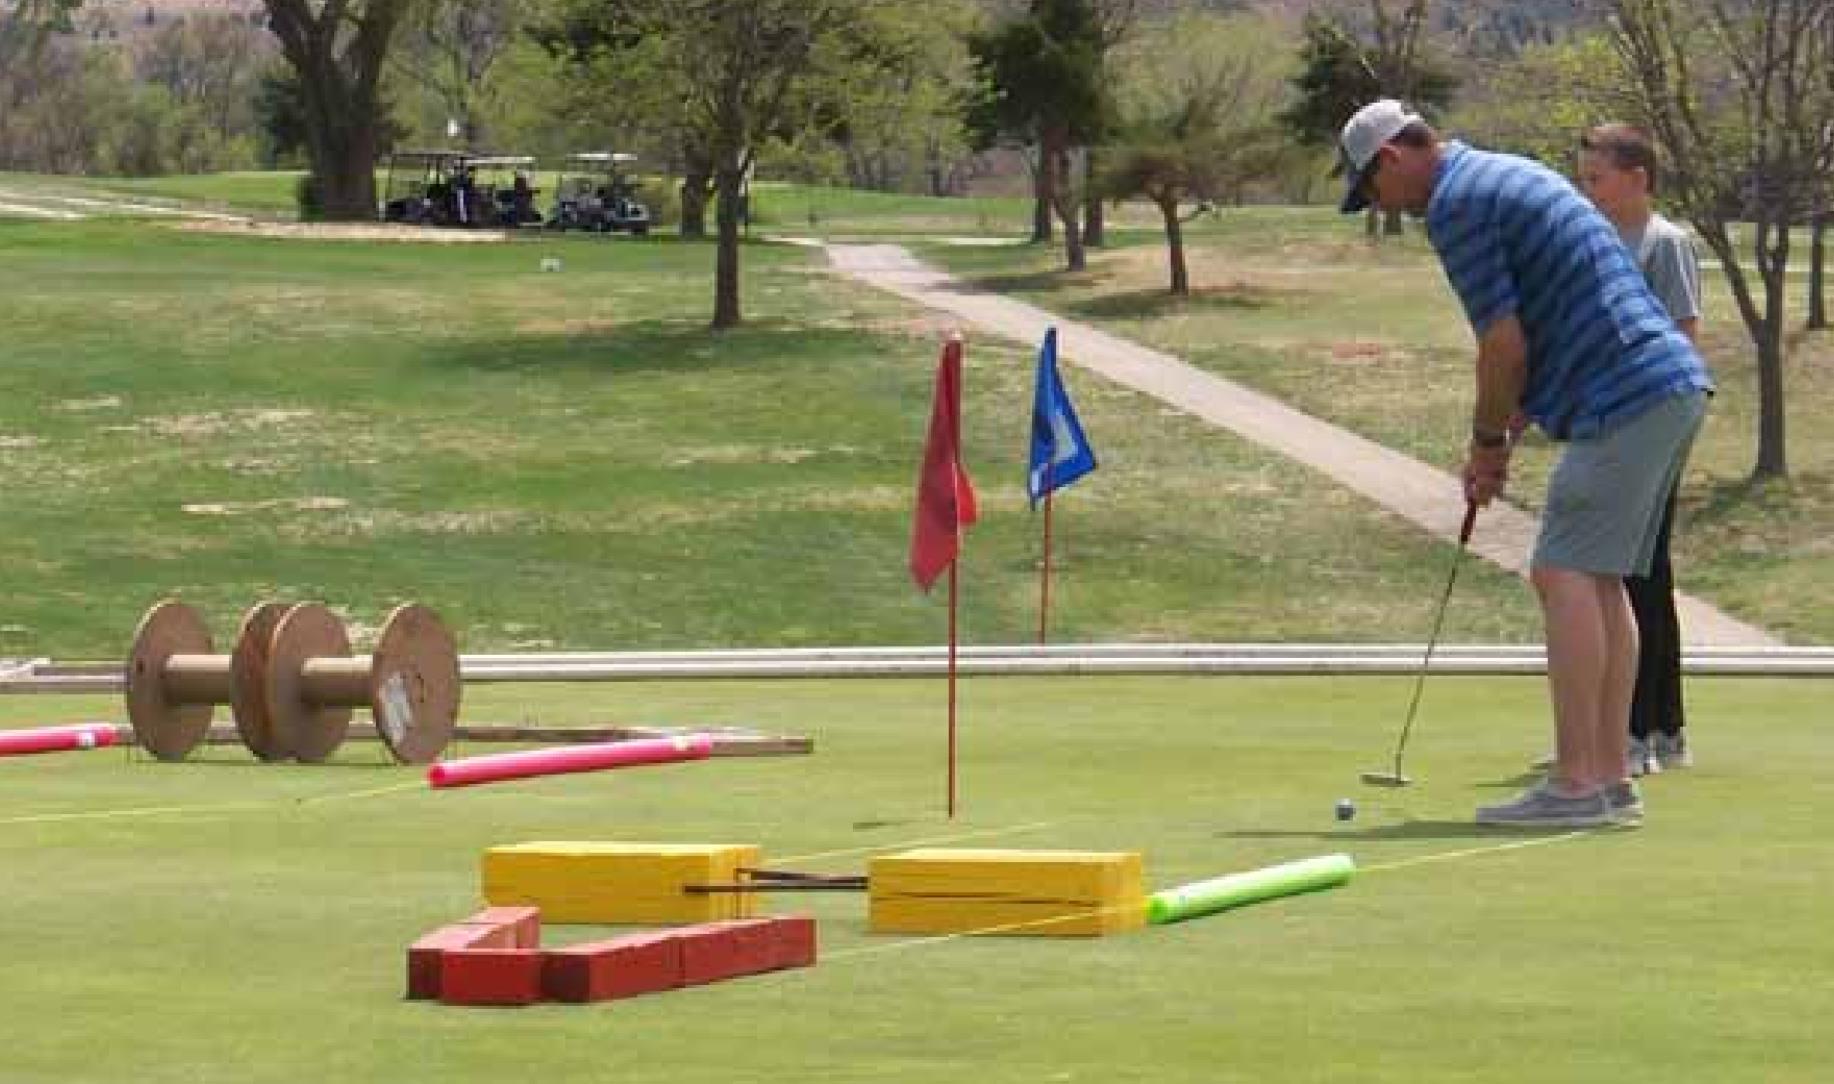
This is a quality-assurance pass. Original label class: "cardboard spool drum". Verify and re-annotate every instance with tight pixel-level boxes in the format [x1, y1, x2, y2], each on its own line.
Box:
[266, 601, 460, 765]
[123, 599, 460, 765]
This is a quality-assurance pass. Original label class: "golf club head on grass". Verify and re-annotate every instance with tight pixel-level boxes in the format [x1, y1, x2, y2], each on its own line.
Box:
[1360, 770, 1413, 788]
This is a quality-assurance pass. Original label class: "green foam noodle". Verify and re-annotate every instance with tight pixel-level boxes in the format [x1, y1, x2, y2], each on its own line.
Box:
[1146, 854, 1355, 924]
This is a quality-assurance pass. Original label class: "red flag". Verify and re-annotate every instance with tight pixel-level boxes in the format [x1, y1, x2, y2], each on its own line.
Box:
[910, 338, 978, 591]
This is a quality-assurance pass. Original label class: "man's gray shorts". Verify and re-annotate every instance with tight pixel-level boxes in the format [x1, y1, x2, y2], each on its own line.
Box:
[1534, 391, 1707, 577]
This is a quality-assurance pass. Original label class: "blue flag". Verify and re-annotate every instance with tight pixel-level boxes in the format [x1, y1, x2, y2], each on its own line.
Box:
[1027, 327, 1097, 508]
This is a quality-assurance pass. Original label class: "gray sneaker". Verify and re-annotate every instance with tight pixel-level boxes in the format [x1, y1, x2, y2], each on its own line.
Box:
[1652, 732, 1692, 770]
[1627, 736, 1659, 777]
[1604, 780, 1644, 825]
[1476, 782, 1615, 828]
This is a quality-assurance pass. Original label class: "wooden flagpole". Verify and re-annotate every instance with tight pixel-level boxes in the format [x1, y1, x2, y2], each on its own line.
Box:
[947, 559, 959, 818]
[1038, 474, 1054, 645]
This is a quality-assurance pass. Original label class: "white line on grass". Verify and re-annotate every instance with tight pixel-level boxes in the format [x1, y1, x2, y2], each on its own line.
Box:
[0, 800, 267, 825]
[293, 780, 425, 806]
[1362, 828, 1609, 872]
[827, 829, 1614, 961]
[1, 778, 427, 824]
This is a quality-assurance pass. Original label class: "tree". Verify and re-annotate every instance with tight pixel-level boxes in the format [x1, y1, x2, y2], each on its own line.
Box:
[1611, 0, 1834, 479]
[1807, 13, 1834, 331]
[530, 1, 716, 237]
[1104, 12, 1293, 296]
[1081, 0, 1140, 248]
[135, 12, 272, 153]
[7, 0, 79, 32]
[1446, 33, 1630, 166]
[1281, 3, 1457, 235]
[264, 0, 414, 220]
[392, 0, 519, 149]
[541, 0, 863, 329]
[967, 0, 1110, 272]
[815, 0, 976, 197]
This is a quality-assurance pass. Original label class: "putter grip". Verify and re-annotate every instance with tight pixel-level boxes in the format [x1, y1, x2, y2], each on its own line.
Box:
[1458, 501, 1478, 546]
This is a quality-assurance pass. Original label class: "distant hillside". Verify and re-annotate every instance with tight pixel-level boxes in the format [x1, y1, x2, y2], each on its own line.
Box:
[71, 0, 264, 43]
[1241, 1, 1602, 54]
[1112, 1, 1603, 55]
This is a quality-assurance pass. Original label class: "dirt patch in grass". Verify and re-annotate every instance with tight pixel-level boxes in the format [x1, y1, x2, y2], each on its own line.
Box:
[182, 496, 349, 516]
[106, 408, 318, 439]
[173, 220, 511, 244]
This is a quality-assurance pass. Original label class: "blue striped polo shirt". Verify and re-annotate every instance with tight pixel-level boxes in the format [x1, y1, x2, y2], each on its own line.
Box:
[1426, 142, 1713, 440]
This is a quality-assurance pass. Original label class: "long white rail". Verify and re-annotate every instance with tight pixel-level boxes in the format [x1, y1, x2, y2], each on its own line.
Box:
[7, 644, 1834, 693]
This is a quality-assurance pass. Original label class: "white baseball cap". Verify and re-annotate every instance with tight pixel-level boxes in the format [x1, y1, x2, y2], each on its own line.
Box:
[1338, 99, 1424, 213]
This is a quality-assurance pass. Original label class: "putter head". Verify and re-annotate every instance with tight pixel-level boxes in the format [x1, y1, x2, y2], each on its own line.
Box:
[1360, 770, 1413, 788]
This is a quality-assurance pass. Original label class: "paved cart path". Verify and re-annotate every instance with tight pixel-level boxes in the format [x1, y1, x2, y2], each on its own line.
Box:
[824, 242, 1775, 647]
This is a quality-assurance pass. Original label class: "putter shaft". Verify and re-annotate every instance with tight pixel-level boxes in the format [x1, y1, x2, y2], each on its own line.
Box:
[1368, 501, 1478, 786]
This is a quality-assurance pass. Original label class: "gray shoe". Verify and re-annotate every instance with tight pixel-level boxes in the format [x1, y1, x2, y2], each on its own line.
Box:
[1476, 782, 1615, 828]
[1628, 736, 1659, 777]
[1604, 780, 1644, 825]
[1652, 732, 1692, 770]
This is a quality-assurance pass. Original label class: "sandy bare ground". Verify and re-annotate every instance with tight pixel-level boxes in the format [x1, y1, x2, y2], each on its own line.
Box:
[173, 219, 512, 243]
[823, 242, 1777, 647]
[0, 185, 512, 242]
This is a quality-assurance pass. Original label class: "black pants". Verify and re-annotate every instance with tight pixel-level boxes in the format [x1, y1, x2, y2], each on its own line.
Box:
[1626, 488, 1685, 740]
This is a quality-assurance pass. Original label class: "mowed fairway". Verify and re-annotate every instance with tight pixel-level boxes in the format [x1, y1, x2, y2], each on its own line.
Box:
[3, 676, 1831, 1084]
[3, 181, 1832, 1083]
[0, 213, 1548, 654]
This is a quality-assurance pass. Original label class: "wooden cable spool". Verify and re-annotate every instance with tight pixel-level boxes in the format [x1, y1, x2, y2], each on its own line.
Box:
[265, 601, 460, 765]
[123, 599, 460, 765]
[125, 600, 288, 762]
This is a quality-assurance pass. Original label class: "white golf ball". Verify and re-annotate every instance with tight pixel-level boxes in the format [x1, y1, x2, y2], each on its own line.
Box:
[540, 257, 562, 273]
[75, 731, 96, 749]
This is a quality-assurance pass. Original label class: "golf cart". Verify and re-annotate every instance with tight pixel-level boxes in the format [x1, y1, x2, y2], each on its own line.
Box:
[378, 151, 542, 228]
[547, 152, 651, 235]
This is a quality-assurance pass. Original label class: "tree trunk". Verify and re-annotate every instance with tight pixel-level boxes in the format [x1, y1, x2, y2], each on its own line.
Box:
[1083, 146, 1104, 248]
[1031, 145, 1053, 243]
[680, 171, 711, 238]
[1752, 218, 1789, 478]
[926, 137, 948, 197]
[296, 75, 381, 220]
[712, 163, 744, 330]
[265, 0, 404, 222]
[1159, 196, 1187, 296]
[1045, 140, 1084, 272]
[1809, 207, 1828, 332]
[1696, 217, 1788, 480]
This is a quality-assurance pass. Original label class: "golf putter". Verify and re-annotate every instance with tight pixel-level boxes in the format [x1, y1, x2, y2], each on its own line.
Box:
[1362, 500, 1479, 788]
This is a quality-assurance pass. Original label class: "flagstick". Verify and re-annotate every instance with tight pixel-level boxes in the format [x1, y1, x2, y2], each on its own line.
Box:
[1038, 480, 1054, 645]
[947, 560, 959, 819]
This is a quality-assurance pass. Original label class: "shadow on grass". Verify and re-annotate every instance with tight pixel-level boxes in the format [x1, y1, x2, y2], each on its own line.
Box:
[960, 269, 1107, 297]
[1683, 469, 1834, 527]
[425, 317, 884, 377]
[1221, 820, 1584, 842]
[1474, 771, 1544, 790]
[1060, 286, 1280, 321]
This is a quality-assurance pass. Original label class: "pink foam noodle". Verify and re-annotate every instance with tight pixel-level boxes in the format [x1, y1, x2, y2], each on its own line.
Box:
[427, 734, 714, 789]
[0, 723, 121, 757]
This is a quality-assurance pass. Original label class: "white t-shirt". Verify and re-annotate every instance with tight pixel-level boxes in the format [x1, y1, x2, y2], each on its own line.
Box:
[1620, 212, 1702, 325]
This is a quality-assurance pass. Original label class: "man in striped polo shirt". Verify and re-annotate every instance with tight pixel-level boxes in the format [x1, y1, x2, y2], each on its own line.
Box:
[1338, 100, 1713, 828]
